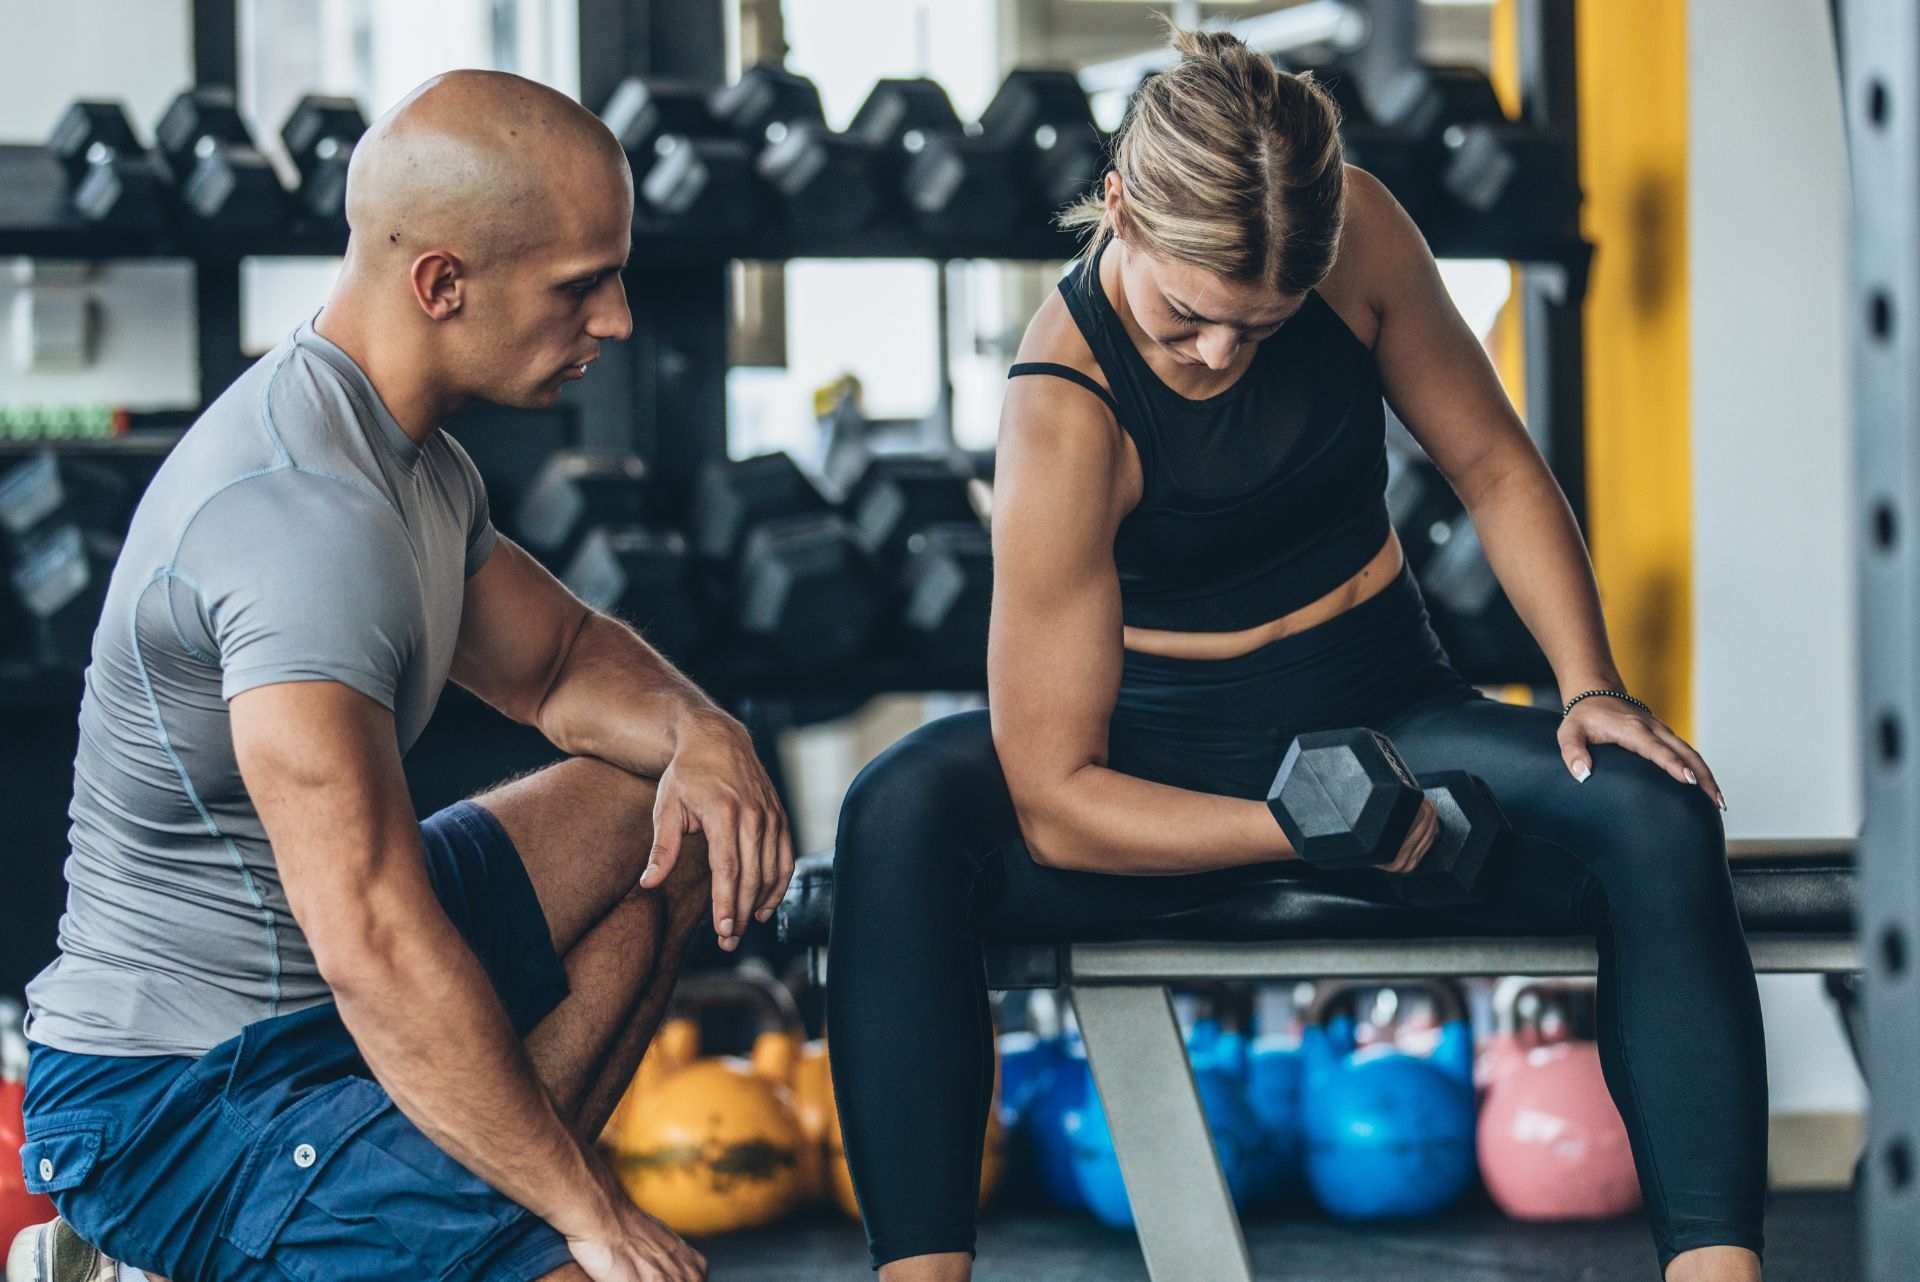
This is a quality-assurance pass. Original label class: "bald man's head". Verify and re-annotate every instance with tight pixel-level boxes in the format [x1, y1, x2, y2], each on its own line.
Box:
[345, 70, 629, 269]
[327, 70, 634, 415]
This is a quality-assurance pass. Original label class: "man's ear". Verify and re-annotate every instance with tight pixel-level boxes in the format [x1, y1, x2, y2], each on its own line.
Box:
[409, 250, 466, 320]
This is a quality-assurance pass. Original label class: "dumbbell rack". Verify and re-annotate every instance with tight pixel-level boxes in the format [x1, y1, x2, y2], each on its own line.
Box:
[0, 0, 1594, 708]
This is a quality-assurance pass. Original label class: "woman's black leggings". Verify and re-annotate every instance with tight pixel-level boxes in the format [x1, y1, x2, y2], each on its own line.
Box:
[826, 565, 1767, 1273]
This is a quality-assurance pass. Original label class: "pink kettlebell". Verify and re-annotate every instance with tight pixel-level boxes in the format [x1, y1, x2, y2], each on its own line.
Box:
[1477, 978, 1641, 1222]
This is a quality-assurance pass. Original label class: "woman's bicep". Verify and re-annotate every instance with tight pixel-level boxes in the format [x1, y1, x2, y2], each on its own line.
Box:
[987, 382, 1129, 822]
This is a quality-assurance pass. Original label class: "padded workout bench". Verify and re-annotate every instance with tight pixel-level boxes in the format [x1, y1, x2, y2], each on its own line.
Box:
[778, 840, 1858, 1282]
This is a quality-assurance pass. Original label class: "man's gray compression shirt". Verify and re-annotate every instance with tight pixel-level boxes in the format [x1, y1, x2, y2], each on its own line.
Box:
[24, 320, 496, 1057]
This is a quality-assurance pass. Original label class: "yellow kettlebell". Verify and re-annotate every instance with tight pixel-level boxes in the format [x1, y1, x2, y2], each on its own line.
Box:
[605, 972, 809, 1237]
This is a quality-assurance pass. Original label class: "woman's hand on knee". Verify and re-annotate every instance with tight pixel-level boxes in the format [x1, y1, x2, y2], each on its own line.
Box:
[1557, 696, 1727, 810]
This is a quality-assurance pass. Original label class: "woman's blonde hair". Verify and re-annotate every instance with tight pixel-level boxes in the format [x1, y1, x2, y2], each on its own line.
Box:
[1061, 22, 1347, 295]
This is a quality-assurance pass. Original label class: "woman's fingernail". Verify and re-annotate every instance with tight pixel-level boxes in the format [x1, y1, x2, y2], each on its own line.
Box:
[1572, 762, 1591, 782]
[1684, 769, 1699, 785]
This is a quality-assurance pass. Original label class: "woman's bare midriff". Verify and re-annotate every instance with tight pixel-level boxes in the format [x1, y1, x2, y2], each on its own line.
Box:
[1121, 531, 1406, 661]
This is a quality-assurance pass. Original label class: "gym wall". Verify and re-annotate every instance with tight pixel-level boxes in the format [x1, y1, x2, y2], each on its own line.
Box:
[1688, 0, 1864, 1160]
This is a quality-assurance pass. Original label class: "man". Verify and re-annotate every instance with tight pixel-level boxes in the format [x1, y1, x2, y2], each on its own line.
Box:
[7, 71, 786, 1282]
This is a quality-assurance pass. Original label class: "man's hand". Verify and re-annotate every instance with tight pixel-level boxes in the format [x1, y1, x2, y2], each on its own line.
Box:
[564, 1168, 708, 1282]
[638, 712, 794, 951]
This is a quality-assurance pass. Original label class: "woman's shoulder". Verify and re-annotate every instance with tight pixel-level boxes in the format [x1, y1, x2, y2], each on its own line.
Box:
[1012, 265, 1112, 391]
[1315, 166, 1421, 347]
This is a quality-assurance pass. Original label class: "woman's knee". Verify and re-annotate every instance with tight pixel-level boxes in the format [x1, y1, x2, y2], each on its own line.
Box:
[835, 712, 1009, 868]
[1577, 747, 1729, 903]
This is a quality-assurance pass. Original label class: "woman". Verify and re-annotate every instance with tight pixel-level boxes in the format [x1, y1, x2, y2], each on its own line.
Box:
[827, 27, 1763, 1282]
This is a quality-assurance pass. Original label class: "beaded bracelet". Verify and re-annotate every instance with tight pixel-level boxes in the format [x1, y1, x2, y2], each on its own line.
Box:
[1561, 688, 1652, 719]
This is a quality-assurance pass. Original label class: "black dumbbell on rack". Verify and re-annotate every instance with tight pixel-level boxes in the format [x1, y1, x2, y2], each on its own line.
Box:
[280, 95, 368, 224]
[155, 87, 289, 232]
[0, 453, 137, 671]
[691, 452, 880, 669]
[975, 69, 1108, 220]
[516, 450, 709, 663]
[711, 64, 880, 237]
[47, 101, 168, 230]
[1359, 63, 1577, 239]
[601, 77, 759, 236]
[843, 453, 993, 670]
[848, 78, 1022, 239]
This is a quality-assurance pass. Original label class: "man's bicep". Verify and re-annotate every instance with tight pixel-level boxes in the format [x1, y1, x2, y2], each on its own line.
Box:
[230, 681, 431, 972]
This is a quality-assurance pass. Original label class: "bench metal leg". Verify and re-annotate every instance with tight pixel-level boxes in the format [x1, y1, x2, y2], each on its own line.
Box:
[1070, 984, 1255, 1282]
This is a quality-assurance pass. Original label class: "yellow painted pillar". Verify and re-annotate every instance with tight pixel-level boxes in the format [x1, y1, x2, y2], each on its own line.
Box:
[1575, 0, 1694, 733]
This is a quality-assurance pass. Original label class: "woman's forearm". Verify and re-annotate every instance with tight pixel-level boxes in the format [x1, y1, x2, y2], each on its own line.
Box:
[1464, 458, 1626, 701]
[1020, 763, 1294, 874]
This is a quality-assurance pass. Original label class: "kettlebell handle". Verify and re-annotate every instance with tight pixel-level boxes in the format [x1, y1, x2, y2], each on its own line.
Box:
[1491, 976, 1597, 1038]
[1304, 978, 1468, 1032]
[668, 967, 806, 1042]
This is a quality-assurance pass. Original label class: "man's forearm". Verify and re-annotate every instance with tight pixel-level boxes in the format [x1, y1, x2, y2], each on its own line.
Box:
[329, 906, 613, 1238]
[534, 612, 727, 772]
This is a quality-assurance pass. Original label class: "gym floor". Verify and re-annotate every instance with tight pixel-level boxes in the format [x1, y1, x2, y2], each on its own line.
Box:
[699, 1191, 1856, 1280]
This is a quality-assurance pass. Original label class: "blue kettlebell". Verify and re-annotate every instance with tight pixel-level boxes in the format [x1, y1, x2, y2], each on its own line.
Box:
[1064, 1019, 1269, 1228]
[1302, 982, 1479, 1222]
[1245, 1034, 1307, 1206]
[1022, 1032, 1092, 1211]
[995, 1031, 1055, 1208]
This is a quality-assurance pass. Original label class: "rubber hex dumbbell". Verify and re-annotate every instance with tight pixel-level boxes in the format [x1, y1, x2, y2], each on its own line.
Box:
[847, 78, 1021, 239]
[601, 77, 758, 236]
[691, 452, 880, 668]
[155, 87, 288, 231]
[8, 524, 118, 671]
[47, 100, 167, 229]
[711, 64, 879, 237]
[843, 454, 992, 667]
[0, 453, 133, 546]
[280, 94, 367, 223]
[562, 526, 706, 661]
[975, 69, 1107, 218]
[1266, 727, 1507, 900]
[515, 450, 652, 570]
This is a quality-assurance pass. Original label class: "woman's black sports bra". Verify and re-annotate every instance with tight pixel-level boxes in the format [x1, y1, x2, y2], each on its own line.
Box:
[1008, 240, 1391, 633]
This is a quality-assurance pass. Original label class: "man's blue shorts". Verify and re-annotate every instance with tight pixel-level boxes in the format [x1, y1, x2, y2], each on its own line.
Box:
[19, 800, 579, 1282]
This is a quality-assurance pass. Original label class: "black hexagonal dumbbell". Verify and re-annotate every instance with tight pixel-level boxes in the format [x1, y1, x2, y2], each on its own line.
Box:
[514, 449, 653, 571]
[691, 452, 880, 669]
[0, 453, 137, 671]
[155, 87, 288, 231]
[1356, 62, 1575, 239]
[601, 77, 758, 236]
[848, 78, 1022, 239]
[562, 526, 705, 663]
[711, 64, 879, 238]
[280, 94, 367, 223]
[1266, 727, 1507, 901]
[47, 100, 169, 230]
[843, 453, 992, 669]
[975, 68, 1107, 220]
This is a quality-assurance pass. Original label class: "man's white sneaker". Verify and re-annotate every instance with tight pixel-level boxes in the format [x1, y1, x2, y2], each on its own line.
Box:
[4, 1220, 116, 1282]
